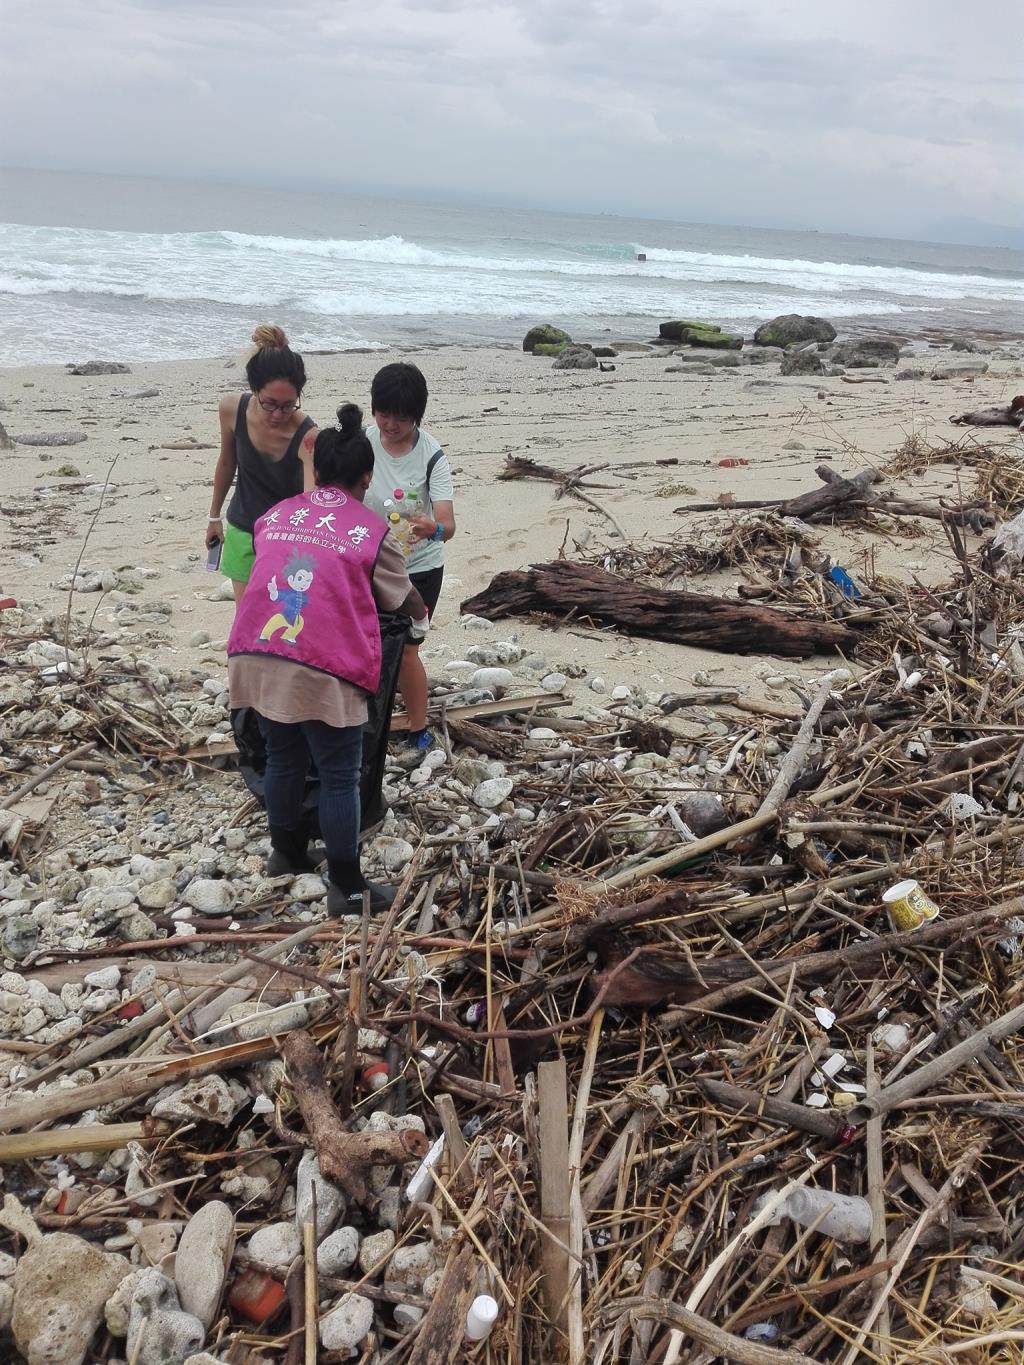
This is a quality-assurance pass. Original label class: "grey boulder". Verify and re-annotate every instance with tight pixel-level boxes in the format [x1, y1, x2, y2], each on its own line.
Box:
[753, 314, 837, 348]
[830, 339, 901, 367]
[552, 346, 598, 370]
[67, 360, 131, 375]
[780, 350, 824, 376]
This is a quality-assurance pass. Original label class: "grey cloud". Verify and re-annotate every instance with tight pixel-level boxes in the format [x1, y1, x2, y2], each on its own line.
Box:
[1, 0, 1020, 242]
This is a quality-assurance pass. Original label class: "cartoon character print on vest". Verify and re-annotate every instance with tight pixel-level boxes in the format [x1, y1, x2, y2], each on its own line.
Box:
[227, 486, 390, 694]
[260, 551, 316, 644]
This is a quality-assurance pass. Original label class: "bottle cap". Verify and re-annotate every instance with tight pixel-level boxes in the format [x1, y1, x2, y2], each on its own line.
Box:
[360, 1061, 390, 1091]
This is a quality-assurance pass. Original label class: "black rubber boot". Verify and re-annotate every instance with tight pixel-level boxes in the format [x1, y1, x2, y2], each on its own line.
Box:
[326, 858, 396, 916]
[266, 825, 326, 876]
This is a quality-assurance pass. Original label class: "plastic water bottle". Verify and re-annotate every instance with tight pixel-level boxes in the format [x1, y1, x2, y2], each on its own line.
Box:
[782, 1187, 872, 1243]
[383, 499, 413, 557]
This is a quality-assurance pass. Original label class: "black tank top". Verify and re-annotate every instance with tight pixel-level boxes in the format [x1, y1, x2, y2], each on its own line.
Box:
[226, 394, 315, 534]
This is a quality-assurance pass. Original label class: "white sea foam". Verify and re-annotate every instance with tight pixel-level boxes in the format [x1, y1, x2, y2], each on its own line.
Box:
[0, 217, 1020, 363]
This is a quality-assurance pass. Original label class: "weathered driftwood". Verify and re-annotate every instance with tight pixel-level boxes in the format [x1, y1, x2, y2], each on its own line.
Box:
[406, 1245, 478, 1365]
[677, 463, 995, 529]
[281, 1029, 428, 1206]
[588, 942, 763, 1006]
[499, 454, 630, 537]
[599, 1297, 821, 1365]
[498, 454, 614, 489]
[700, 1078, 844, 1141]
[461, 561, 856, 658]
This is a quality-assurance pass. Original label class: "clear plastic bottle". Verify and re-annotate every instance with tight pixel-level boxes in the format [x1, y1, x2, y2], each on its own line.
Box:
[383, 499, 413, 557]
[783, 1187, 872, 1243]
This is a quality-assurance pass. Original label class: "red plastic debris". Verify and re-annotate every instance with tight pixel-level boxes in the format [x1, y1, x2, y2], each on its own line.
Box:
[0, 598, 17, 610]
[117, 1000, 145, 1021]
[228, 1269, 287, 1324]
[718, 458, 749, 468]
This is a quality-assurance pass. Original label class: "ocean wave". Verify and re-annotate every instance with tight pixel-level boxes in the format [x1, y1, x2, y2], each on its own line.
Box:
[632, 244, 1024, 300]
[3, 221, 1023, 308]
[0, 215, 1018, 364]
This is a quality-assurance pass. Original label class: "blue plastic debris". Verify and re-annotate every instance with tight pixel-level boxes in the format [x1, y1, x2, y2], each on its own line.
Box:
[829, 565, 860, 599]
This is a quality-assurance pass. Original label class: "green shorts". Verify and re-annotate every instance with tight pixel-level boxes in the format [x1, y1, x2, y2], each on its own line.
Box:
[221, 522, 256, 583]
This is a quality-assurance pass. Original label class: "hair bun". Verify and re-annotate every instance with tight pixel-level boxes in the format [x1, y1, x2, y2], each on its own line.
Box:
[251, 323, 289, 351]
[336, 402, 363, 436]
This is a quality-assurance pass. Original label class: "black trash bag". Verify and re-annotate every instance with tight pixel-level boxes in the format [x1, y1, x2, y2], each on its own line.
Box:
[231, 611, 409, 833]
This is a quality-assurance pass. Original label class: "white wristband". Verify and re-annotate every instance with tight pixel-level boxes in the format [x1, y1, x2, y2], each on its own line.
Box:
[208, 516, 223, 524]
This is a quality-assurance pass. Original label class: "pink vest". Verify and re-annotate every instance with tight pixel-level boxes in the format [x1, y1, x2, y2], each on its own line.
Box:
[227, 488, 390, 694]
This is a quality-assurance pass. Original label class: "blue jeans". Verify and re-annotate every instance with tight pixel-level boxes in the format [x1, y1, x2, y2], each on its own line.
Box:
[258, 716, 363, 865]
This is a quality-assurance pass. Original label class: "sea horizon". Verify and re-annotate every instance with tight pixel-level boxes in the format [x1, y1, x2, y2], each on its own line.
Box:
[2, 164, 1023, 367]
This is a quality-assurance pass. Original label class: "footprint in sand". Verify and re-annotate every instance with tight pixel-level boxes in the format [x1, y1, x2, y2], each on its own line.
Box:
[468, 553, 493, 567]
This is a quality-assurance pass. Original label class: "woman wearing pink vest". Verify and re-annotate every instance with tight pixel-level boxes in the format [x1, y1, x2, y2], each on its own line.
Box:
[228, 404, 428, 913]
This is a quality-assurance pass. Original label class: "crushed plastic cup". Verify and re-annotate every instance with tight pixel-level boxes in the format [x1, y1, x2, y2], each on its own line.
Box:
[882, 879, 939, 932]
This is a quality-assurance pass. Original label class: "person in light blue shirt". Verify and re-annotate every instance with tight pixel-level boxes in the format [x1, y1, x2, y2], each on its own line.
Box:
[364, 363, 456, 752]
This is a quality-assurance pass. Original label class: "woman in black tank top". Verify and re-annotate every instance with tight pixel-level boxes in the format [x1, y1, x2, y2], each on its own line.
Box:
[207, 324, 318, 603]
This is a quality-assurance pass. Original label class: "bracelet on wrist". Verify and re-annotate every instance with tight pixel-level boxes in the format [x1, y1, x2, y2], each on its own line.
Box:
[208, 516, 223, 524]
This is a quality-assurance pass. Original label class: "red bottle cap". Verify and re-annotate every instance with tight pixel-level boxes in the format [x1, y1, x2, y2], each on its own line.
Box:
[360, 1061, 390, 1091]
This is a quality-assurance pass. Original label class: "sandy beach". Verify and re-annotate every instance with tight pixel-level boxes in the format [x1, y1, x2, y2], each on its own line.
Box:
[2, 330, 1023, 715]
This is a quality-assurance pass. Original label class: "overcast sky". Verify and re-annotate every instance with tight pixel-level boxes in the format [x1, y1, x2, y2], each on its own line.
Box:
[3, 0, 1021, 244]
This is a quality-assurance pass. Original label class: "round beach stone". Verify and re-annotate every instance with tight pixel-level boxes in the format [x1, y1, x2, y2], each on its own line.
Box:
[320, 1292, 374, 1352]
[288, 873, 326, 902]
[317, 1226, 360, 1275]
[84, 966, 122, 988]
[469, 666, 515, 693]
[174, 1200, 234, 1329]
[247, 1221, 300, 1269]
[358, 1229, 396, 1275]
[182, 878, 233, 915]
[472, 778, 514, 810]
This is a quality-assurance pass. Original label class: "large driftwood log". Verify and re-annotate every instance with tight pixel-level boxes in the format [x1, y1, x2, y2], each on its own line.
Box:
[282, 1030, 428, 1205]
[461, 561, 855, 658]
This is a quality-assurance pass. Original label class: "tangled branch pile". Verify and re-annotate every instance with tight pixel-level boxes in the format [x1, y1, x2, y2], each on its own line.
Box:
[2, 462, 1024, 1363]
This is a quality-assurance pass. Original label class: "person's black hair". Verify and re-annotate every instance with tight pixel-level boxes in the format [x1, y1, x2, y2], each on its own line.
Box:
[370, 362, 428, 424]
[245, 323, 307, 396]
[314, 404, 374, 488]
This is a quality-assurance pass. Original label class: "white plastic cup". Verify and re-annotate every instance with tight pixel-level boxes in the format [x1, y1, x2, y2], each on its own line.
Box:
[465, 1294, 499, 1341]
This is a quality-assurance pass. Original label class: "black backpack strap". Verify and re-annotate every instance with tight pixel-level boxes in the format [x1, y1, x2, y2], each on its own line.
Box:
[425, 448, 444, 493]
